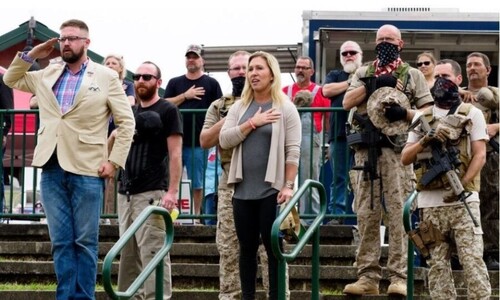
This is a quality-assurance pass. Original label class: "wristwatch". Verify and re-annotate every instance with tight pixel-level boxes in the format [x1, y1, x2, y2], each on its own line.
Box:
[285, 180, 295, 189]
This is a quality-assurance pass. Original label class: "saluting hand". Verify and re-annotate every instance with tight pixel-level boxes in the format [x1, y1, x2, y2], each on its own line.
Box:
[28, 38, 58, 60]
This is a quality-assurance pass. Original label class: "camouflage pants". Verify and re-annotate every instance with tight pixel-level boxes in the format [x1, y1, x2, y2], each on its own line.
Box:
[350, 148, 412, 282]
[422, 203, 491, 299]
[479, 151, 499, 256]
[217, 188, 283, 299]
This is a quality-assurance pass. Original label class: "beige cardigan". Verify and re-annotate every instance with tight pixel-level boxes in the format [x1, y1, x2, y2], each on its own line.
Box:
[219, 99, 301, 190]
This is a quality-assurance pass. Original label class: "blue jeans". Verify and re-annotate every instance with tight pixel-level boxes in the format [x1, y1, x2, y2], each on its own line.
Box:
[41, 161, 104, 300]
[203, 193, 217, 225]
[182, 146, 206, 189]
[298, 113, 321, 224]
[329, 140, 354, 220]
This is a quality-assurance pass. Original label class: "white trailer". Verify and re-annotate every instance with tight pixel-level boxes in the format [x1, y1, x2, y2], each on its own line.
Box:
[302, 8, 499, 86]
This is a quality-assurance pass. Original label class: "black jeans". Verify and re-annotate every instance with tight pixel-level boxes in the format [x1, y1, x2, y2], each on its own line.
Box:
[233, 192, 282, 300]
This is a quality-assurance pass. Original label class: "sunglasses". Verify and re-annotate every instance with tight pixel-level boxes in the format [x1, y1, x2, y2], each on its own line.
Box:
[341, 51, 358, 57]
[417, 61, 431, 67]
[132, 74, 158, 81]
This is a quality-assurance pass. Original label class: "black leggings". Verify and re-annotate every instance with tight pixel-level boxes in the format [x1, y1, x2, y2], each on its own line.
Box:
[233, 193, 282, 300]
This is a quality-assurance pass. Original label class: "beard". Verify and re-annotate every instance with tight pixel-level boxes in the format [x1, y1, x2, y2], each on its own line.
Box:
[135, 84, 156, 101]
[61, 47, 84, 64]
[296, 74, 306, 84]
[342, 58, 362, 74]
[186, 64, 201, 73]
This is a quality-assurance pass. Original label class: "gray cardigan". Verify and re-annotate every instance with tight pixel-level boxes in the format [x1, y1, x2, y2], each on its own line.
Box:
[219, 99, 301, 190]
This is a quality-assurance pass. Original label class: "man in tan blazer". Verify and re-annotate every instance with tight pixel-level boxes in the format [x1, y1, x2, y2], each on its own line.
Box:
[3, 19, 134, 300]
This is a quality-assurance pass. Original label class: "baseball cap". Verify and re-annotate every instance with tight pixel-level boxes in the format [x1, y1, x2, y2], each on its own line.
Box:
[185, 44, 203, 57]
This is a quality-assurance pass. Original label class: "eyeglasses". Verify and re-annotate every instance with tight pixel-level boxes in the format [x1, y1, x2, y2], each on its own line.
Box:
[57, 36, 87, 43]
[294, 66, 312, 71]
[417, 61, 432, 67]
[341, 51, 358, 57]
[229, 66, 246, 72]
[132, 74, 158, 81]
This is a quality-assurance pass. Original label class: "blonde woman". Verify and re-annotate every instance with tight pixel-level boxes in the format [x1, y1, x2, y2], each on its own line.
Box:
[219, 51, 301, 299]
[416, 51, 437, 88]
[102, 54, 136, 222]
[103, 54, 135, 105]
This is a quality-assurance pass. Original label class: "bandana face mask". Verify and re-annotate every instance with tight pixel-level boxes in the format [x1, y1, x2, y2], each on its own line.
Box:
[375, 42, 400, 67]
[431, 77, 461, 109]
[231, 76, 246, 97]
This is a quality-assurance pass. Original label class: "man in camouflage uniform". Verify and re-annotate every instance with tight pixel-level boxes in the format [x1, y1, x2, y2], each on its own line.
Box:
[461, 52, 499, 270]
[401, 59, 491, 299]
[200, 51, 280, 299]
[342, 24, 434, 296]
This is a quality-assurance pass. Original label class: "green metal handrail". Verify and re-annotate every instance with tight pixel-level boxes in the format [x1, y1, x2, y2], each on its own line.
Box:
[102, 205, 174, 300]
[403, 189, 419, 300]
[271, 179, 326, 300]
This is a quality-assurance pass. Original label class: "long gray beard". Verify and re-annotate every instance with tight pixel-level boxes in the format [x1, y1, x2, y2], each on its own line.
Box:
[343, 61, 360, 74]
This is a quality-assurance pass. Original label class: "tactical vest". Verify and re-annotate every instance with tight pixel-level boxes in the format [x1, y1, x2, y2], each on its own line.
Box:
[354, 62, 411, 116]
[348, 63, 411, 152]
[215, 95, 237, 165]
[414, 103, 480, 192]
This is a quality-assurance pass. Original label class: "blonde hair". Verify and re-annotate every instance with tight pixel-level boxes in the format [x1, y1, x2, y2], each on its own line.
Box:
[416, 51, 436, 65]
[103, 54, 126, 80]
[240, 51, 287, 106]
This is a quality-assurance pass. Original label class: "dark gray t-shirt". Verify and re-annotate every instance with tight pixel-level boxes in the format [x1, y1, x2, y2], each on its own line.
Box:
[234, 100, 277, 200]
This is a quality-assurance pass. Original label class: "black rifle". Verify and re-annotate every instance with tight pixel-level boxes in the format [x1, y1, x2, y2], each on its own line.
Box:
[348, 113, 382, 209]
[414, 116, 479, 227]
[489, 138, 499, 153]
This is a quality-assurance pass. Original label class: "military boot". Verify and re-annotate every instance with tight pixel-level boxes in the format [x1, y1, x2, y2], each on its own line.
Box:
[343, 277, 379, 295]
[387, 279, 407, 296]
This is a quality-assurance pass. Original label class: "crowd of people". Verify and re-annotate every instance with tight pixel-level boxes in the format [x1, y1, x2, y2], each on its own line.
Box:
[0, 18, 497, 300]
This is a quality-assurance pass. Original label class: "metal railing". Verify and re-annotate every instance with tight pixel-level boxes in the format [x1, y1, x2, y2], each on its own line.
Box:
[101, 205, 174, 300]
[271, 179, 327, 300]
[0, 107, 353, 225]
[402, 189, 419, 300]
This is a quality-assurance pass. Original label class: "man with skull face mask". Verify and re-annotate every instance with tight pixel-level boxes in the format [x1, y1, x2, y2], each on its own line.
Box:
[401, 59, 491, 299]
[342, 24, 433, 296]
[200, 51, 280, 299]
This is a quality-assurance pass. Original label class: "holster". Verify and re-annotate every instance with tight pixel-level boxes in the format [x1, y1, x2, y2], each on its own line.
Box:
[408, 220, 445, 259]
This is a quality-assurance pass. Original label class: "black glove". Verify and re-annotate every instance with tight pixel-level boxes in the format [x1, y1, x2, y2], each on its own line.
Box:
[384, 104, 407, 122]
[360, 76, 377, 98]
[376, 74, 398, 89]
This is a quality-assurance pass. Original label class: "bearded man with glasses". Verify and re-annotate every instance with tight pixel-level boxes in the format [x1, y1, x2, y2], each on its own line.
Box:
[282, 56, 330, 225]
[3, 19, 135, 299]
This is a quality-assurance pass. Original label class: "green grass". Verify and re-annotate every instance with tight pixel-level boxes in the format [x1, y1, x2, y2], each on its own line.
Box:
[0, 283, 111, 291]
[0, 283, 57, 291]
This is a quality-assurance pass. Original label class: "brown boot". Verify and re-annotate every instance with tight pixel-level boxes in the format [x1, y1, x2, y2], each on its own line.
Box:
[343, 277, 379, 295]
[387, 279, 407, 296]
